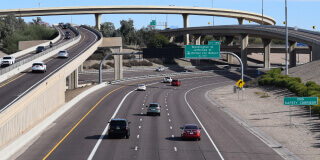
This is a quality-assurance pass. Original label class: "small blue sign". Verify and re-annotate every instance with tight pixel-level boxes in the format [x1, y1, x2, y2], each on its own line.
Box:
[258, 70, 261, 76]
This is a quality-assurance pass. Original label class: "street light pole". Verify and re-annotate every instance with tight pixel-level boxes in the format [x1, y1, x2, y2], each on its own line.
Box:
[285, 0, 289, 75]
[262, 0, 264, 25]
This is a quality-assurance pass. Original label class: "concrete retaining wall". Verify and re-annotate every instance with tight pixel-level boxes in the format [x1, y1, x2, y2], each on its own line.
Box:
[0, 28, 102, 149]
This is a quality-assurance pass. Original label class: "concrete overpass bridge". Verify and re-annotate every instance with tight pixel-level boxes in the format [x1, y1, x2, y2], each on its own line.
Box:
[0, 6, 276, 30]
[160, 25, 320, 69]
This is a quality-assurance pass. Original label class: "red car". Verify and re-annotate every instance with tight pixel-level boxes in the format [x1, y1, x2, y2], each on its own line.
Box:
[171, 79, 181, 86]
[180, 124, 201, 140]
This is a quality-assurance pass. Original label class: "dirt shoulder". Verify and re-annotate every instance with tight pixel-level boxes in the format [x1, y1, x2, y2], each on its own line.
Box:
[210, 85, 320, 160]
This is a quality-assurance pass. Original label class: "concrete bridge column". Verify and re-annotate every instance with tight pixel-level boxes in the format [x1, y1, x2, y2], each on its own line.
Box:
[194, 34, 201, 45]
[238, 18, 244, 25]
[110, 47, 123, 80]
[200, 36, 205, 45]
[225, 36, 234, 63]
[169, 36, 174, 43]
[262, 38, 271, 69]
[78, 64, 84, 72]
[240, 34, 248, 70]
[289, 41, 297, 68]
[309, 45, 313, 62]
[68, 68, 78, 89]
[183, 14, 189, 45]
[95, 14, 102, 30]
[311, 44, 320, 61]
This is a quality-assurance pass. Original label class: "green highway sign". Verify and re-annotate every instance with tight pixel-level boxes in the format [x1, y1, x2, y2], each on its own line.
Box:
[150, 20, 156, 26]
[284, 97, 318, 105]
[208, 41, 220, 45]
[185, 44, 220, 59]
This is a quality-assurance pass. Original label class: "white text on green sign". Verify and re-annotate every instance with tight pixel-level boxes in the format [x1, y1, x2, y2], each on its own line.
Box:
[185, 45, 220, 59]
[208, 41, 220, 45]
[283, 97, 318, 105]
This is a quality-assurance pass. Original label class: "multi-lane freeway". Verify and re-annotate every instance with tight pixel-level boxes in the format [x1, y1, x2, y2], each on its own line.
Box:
[0, 26, 98, 111]
[16, 72, 283, 160]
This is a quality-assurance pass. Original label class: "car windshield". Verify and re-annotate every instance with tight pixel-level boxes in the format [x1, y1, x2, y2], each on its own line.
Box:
[3, 57, 12, 59]
[165, 77, 170, 79]
[138, 84, 145, 87]
[37, 46, 44, 49]
[172, 80, 178, 82]
[149, 104, 159, 107]
[110, 121, 126, 127]
[185, 125, 198, 129]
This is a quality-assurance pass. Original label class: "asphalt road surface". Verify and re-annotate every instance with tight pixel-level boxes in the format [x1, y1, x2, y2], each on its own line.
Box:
[17, 72, 283, 160]
[0, 26, 99, 111]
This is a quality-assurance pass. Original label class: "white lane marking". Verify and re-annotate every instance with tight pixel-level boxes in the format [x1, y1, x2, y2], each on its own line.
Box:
[141, 113, 143, 114]
[88, 90, 134, 160]
[143, 100, 145, 102]
[143, 104, 144, 106]
[174, 147, 177, 152]
[140, 119, 142, 121]
[166, 109, 168, 111]
[135, 146, 138, 150]
[142, 108, 144, 110]
[170, 126, 172, 129]
[184, 82, 232, 160]
[169, 119, 171, 122]
[139, 126, 141, 129]
[172, 135, 174, 138]
[165, 101, 167, 103]
[144, 97, 146, 99]
[167, 113, 169, 116]
[166, 104, 168, 107]
[137, 135, 139, 139]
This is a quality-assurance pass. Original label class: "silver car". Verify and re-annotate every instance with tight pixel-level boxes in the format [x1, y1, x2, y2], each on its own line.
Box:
[58, 50, 69, 58]
[146, 103, 161, 116]
[32, 61, 47, 73]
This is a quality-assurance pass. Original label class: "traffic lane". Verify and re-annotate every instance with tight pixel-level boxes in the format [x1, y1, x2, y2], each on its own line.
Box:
[164, 76, 231, 160]
[183, 80, 283, 159]
[0, 27, 97, 110]
[14, 26, 72, 62]
[16, 82, 143, 160]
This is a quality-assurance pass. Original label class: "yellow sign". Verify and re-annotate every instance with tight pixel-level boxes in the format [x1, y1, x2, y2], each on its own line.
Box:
[208, 22, 210, 25]
[313, 26, 315, 29]
[248, 20, 251, 23]
[236, 79, 245, 88]
[283, 21, 286, 24]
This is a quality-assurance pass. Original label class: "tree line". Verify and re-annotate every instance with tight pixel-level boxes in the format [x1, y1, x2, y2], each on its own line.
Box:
[0, 14, 57, 54]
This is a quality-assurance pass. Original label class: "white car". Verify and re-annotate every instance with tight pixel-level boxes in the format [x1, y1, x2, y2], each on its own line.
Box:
[163, 77, 172, 83]
[156, 67, 165, 72]
[1, 55, 15, 67]
[137, 84, 146, 91]
[58, 50, 69, 58]
[32, 61, 47, 73]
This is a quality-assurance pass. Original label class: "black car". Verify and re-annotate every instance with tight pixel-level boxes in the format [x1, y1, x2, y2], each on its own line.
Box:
[62, 24, 68, 29]
[36, 46, 46, 53]
[108, 118, 130, 139]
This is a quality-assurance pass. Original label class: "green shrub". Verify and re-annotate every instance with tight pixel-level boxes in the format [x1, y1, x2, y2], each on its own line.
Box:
[89, 63, 107, 69]
[107, 62, 114, 68]
[123, 60, 152, 67]
[306, 81, 317, 87]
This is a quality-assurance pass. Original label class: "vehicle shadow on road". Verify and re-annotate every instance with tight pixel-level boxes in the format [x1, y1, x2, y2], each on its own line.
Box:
[85, 135, 108, 139]
[165, 137, 182, 141]
[132, 113, 148, 116]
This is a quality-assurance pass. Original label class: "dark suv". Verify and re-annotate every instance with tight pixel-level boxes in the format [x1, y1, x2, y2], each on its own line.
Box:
[108, 118, 130, 139]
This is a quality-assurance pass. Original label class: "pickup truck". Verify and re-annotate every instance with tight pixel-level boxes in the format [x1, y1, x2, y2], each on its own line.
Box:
[1, 55, 15, 67]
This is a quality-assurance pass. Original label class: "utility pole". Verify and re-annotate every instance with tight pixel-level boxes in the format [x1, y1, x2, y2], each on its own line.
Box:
[285, 0, 288, 75]
[212, 0, 214, 26]
[262, 0, 264, 25]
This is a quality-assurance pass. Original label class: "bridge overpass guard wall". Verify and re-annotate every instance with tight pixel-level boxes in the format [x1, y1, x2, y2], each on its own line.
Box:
[0, 30, 102, 150]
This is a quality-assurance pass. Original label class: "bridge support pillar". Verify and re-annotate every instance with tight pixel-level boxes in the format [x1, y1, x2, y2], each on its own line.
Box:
[183, 14, 189, 45]
[309, 45, 313, 62]
[262, 38, 271, 69]
[200, 36, 205, 45]
[289, 41, 297, 68]
[95, 14, 102, 30]
[78, 64, 84, 72]
[169, 36, 174, 43]
[311, 45, 320, 61]
[68, 68, 78, 89]
[237, 18, 244, 25]
[194, 34, 201, 45]
[111, 47, 123, 80]
[240, 34, 248, 71]
[225, 36, 234, 63]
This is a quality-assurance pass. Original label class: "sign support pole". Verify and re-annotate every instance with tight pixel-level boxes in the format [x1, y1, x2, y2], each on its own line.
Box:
[309, 106, 311, 125]
[290, 105, 292, 127]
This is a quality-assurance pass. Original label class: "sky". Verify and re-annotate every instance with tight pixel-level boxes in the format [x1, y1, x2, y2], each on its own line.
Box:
[1, 0, 320, 31]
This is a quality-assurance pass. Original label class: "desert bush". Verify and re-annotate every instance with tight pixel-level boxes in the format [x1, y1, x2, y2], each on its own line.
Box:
[89, 63, 107, 69]
[147, 58, 163, 65]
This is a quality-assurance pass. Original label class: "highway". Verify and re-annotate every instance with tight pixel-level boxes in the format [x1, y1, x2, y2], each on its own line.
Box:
[0, 26, 98, 111]
[16, 72, 283, 160]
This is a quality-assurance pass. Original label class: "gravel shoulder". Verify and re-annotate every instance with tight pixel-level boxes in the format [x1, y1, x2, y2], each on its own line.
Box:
[210, 85, 320, 160]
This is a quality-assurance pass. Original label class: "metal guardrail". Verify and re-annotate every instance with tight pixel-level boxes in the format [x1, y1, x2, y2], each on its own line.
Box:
[0, 26, 80, 76]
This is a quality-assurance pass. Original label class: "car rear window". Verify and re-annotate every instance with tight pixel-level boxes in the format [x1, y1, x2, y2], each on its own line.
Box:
[3, 57, 12, 59]
[33, 63, 43, 66]
[172, 80, 178, 82]
[149, 104, 159, 107]
[185, 125, 198, 129]
[37, 46, 45, 49]
[59, 51, 66, 53]
[110, 120, 126, 127]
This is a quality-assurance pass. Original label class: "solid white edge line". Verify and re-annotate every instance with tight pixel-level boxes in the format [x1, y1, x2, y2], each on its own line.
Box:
[87, 90, 134, 160]
[184, 81, 233, 160]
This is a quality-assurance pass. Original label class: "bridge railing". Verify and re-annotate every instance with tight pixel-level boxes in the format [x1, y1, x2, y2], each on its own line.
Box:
[80, 25, 102, 40]
[0, 25, 81, 76]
